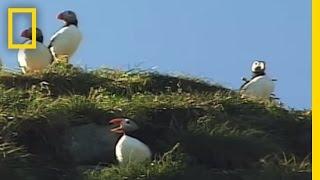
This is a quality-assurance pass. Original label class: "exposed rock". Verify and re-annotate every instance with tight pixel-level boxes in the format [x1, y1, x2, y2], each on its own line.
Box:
[63, 123, 120, 164]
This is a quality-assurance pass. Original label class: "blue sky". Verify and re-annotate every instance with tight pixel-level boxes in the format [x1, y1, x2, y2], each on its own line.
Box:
[0, 0, 311, 109]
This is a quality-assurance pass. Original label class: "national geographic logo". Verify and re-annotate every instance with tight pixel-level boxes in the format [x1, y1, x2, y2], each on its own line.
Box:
[7, 8, 37, 49]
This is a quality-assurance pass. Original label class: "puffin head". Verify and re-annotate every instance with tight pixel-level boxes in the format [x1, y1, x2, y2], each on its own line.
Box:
[109, 118, 139, 134]
[21, 27, 44, 43]
[251, 60, 266, 74]
[57, 10, 78, 26]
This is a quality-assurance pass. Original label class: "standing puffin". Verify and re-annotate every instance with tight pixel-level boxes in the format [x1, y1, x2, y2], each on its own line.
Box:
[18, 28, 52, 74]
[240, 60, 276, 99]
[49, 10, 82, 62]
[109, 118, 152, 165]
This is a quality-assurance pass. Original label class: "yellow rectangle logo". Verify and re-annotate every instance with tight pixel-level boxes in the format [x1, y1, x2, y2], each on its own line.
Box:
[8, 8, 37, 49]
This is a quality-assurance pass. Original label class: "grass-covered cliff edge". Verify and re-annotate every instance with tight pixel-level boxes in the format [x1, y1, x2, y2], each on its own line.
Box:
[0, 64, 311, 180]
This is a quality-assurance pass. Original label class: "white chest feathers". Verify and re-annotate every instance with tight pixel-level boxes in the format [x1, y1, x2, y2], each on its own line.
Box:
[49, 25, 82, 58]
[18, 41, 52, 74]
[115, 135, 151, 164]
[240, 75, 275, 99]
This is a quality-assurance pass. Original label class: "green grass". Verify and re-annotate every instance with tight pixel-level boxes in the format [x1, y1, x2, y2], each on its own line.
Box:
[85, 143, 186, 180]
[0, 64, 311, 180]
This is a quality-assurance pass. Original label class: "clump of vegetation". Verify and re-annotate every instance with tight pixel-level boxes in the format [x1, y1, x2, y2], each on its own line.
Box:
[0, 64, 311, 179]
[85, 143, 186, 180]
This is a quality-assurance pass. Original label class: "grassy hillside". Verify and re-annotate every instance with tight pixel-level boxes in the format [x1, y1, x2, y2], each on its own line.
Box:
[0, 64, 311, 180]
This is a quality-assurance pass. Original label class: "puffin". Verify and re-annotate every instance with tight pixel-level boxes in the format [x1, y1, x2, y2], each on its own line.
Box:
[49, 10, 82, 62]
[109, 118, 152, 165]
[240, 60, 276, 99]
[18, 28, 52, 74]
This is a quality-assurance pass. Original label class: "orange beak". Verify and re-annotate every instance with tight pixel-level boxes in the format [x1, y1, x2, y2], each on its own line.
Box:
[109, 118, 124, 133]
[21, 29, 29, 38]
[57, 13, 64, 20]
